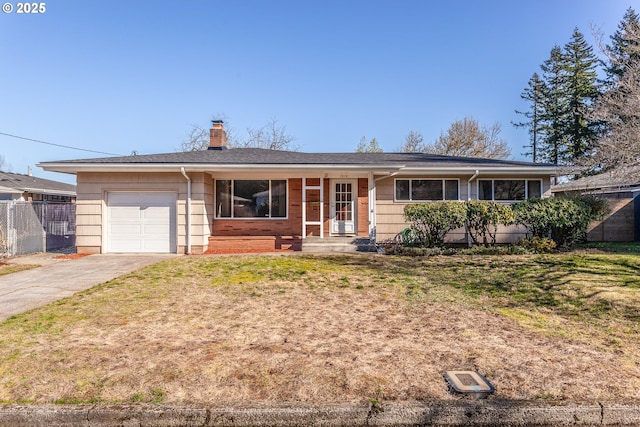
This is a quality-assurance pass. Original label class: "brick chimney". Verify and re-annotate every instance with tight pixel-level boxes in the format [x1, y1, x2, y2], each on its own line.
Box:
[209, 120, 228, 150]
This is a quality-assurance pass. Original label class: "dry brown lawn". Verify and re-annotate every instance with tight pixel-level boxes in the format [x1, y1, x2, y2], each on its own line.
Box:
[0, 253, 639, 405]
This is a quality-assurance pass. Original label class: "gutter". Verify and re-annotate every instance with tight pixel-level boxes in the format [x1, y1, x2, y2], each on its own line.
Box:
[21, 188, 77, 197]
[180, 167, 191, 255]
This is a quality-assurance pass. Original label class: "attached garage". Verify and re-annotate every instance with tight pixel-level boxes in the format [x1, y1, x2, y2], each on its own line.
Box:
[106, 192, 177, 253]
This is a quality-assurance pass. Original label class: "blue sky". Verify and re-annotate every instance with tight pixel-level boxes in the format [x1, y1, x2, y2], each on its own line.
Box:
[0, 0, 634, 184]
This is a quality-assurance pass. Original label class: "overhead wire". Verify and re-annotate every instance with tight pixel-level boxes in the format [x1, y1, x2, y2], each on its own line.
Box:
[0, 131, 124, 156]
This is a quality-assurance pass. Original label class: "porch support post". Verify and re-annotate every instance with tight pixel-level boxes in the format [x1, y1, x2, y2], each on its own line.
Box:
[302, 178, 307, 239]
[368, 172, 376, 242]
[319, 177, 324, 239]
[302, 177, 325, 239]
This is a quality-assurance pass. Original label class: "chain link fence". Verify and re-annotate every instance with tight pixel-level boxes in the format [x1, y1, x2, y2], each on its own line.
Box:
[0, 201, 76, 257]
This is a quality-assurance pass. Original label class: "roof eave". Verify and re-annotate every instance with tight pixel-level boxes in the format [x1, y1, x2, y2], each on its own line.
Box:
[21, 187, 76, 196]
[39, 162, 558, 175]
[38, 163, 406, 174]
[397, 166, 559, 175]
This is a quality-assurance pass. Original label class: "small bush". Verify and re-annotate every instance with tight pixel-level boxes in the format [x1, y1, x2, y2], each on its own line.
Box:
[465, 200, 515, 247]
[403, 202, 467, 248]
[514, 237, 557, 253]
[459, 245, 531, 255]
[381, 245, 456, 257]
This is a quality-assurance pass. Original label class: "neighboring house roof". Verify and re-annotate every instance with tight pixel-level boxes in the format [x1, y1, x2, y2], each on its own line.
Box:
[551, 167, 640, 193]
[38, 149, 558, 175]
[0, 171, 77, 196]
[0, 184, 22, 194]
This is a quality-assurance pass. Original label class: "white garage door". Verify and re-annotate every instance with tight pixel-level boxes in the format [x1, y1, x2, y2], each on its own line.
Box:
[107, 192, 176, 253]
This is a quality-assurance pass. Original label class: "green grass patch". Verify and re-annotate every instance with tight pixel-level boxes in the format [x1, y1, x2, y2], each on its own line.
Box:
[0, 263, 39, 276]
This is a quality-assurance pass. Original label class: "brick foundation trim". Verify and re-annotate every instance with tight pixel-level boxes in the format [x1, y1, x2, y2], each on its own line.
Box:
[207, 236, 302, 254]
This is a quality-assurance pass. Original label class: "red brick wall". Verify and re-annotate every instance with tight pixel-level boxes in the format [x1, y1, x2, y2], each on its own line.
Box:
[323, 179, 331, 237]
[212, 178, 303, 237]
[357, 178, 369, 237]
[211, 177, 371, 238]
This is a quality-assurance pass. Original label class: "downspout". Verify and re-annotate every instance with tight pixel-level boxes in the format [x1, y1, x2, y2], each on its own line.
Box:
[467, 170, 480, 201]
[371, 171, 399, 246]
[466, 170, 480, 248]
[180, 167, 191, 255]
[374, 171, 399, 183]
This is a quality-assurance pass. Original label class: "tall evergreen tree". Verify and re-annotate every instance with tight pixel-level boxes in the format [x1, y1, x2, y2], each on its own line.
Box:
[514, 72, 545, 162]
[515, 31, 600, 169]
[562, 28, 601, 163]
[603, 7, 640, 85]
[538, 45, 568, 165]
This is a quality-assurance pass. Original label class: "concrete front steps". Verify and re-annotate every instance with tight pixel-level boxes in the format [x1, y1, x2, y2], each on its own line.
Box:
[301, 237, 377, 253]
[206, 236, 377, 254]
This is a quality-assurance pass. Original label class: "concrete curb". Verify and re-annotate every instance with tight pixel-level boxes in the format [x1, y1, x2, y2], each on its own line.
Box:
[1, 401, 640, 426]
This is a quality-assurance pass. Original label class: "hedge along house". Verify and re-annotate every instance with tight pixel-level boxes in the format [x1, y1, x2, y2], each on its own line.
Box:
[38, 121, 557, 254]
[551, 167, 640, 242]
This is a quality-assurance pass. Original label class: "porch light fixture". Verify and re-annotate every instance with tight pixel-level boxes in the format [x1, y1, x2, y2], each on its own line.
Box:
[444, 371, 495, 399]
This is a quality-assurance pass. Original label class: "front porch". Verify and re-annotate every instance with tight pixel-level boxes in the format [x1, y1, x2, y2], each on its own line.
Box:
[207, 177, 373, 254]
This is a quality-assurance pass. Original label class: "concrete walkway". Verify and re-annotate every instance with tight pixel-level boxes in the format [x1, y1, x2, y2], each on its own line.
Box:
[0, 254, 176, 322]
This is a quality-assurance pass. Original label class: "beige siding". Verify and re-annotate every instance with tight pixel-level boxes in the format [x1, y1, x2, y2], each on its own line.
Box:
[375, 175, 469, 241]
[76, 171, 212, 254]
[374, 174, 552, 242]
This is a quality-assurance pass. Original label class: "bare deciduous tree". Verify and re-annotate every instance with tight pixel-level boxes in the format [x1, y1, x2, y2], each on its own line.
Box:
[397, 130, 425, 152]
[234, 118, 298, 151]
[178, 117, 297, 152]
[424, 116, 511, 160]
[356, 136, 383, 153]
[588, 11, 640, 178]
[178, 125, 210, 152]
[0, 155, 11, 172]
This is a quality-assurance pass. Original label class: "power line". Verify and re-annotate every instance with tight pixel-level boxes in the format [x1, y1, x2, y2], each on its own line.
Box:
[0, 132, 124, 156]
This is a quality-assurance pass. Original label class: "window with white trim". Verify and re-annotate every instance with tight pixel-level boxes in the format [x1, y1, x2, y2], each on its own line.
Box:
[478, 179, 542, 201]
[395, 179, 459, 201]
[215, 179, 287, 218]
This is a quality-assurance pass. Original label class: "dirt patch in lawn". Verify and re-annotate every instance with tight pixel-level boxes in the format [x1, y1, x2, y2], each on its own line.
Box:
[0, 254, 639, 405]
[55, 254, 90, 260]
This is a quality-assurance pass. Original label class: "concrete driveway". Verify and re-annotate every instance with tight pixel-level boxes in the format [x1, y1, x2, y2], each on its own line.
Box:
[0, 254, 176, 322]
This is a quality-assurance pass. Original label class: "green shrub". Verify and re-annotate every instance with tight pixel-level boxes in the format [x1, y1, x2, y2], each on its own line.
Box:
[513, 237, 557, 253]
[465, 200, 516, 247]
[459, 245, 531, 255]
[512, 196, 610, 248]
[382, 245, 456, 256]
[403, 202, 467, 248]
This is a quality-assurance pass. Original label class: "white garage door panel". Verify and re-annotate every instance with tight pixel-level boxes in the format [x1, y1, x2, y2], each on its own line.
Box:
[111, 224, 143, 235]
[107, 192, 176, 253]
[110, 206, 141, 217]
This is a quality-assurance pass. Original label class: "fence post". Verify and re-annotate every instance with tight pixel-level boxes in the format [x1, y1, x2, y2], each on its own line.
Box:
[8, 201, 16, 256]
[42, 201, 47, 251]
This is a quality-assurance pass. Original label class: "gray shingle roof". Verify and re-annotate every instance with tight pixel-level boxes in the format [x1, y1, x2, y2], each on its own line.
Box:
[551, 166, 640, 192]
[39, 148, 552, 168]
[0, 171, 76, 195]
